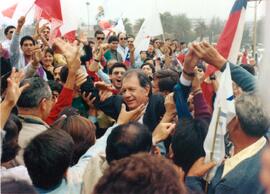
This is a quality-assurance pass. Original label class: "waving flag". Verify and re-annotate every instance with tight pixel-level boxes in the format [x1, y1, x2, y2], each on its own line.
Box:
[1, 3, 18, 18]
[203, 63, 235, 181]
[206, 0, 248, 76]
[35, 0, 62, 21]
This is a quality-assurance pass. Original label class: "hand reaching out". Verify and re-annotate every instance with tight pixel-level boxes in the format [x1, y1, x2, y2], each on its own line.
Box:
[152, 123, 176, 145]
[117, 103, 146, 125]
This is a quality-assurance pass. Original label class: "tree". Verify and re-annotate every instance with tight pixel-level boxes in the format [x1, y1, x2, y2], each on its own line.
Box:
[194, 20, 207, 41]
[133, 18, 145, 34]
[123, 18, 133, 35]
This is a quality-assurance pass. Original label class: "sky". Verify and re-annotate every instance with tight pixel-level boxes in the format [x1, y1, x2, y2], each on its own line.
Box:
[0, 0, 266, 25]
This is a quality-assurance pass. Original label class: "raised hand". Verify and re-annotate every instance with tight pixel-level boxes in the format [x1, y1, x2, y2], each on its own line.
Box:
[53, 38, 81, 73]
[4, 68, 29, 107]
[191, 42, 227, 70]
[152, 122, 176, 145]
[192, 67, 205, 91]
[117, 103, 146, 125]
[183, 47, 200, 75]
[32, 45, 43, 67]
[16, 16, 26, 34]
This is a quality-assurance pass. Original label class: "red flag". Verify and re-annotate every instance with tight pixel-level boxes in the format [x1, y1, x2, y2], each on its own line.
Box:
[35, 0, 62, 21]
[2, 3, 18, 18]
[206, 0, 248, 76]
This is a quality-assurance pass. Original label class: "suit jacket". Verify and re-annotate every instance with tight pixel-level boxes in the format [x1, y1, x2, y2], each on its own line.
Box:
[96, 94, 165, 132]
[186, 145, 266, 194]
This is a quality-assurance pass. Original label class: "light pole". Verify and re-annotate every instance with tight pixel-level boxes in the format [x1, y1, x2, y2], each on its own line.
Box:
[86, 1, 90, 34]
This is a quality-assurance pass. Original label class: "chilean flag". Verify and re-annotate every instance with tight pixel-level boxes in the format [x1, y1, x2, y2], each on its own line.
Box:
[206, 0, 248, 76]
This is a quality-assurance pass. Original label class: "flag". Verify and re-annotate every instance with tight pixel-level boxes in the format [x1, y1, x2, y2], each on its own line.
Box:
[206, 0, 248, 76]
[112, 18, 126, 34]
[1, 3, 17, 18]
[258, 1, 270, 115]
[203, 63, 235, 181]
[134, 7, 163, 57]
[35, 0, 62, 21]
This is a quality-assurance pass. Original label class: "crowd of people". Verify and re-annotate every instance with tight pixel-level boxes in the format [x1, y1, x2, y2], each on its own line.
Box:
[1, 15, 270, 194]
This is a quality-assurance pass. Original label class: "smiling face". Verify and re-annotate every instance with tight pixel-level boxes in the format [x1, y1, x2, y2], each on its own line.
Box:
[110, 67, 126, 90]
[121, 74, 149, 110]
[42, 51, 54, 67]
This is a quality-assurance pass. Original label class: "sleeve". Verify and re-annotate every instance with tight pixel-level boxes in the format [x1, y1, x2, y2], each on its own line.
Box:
[97, 69, 111, 84]
[220, 62, 256, 92]
[9, 33, 21, 69]
[45, 87, 74, 125]
[193, 92, 211, 123]
[68, 124, 118, 178]
[95, 95, 123, 120]
[185, 176, 205, 193]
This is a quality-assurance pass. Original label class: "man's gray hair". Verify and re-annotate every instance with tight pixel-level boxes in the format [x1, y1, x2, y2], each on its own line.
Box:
[235, 92, 270, 137]
[17, 77, 52, 108]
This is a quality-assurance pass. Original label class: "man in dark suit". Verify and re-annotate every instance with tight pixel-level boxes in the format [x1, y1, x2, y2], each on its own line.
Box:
[96, 69, 168, 132]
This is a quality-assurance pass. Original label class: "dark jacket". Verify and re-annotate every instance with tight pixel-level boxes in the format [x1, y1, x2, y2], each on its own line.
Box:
[186, 144, 266, 194]
[97, 94, 165, 132]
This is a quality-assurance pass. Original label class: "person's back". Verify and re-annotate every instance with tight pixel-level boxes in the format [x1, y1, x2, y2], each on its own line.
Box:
[16, 77, 52, 164]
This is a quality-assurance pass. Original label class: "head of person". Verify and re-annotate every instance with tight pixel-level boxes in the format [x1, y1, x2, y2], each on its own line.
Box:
[144, 58, 154, 65]
[1, 114, 22, 164]
[170, 118, 207, 173]
[227, 93, 270, 144]
[52, 115, 96, 165]
[180, 42, 187, 51]
[20, 36, 35, 57]
[24, 128, 74, 190]
[53, 64, 64, 82]
[94, 153, 187, 194]
[141, 63, 155, 80]
[1, 179, 37, 194]
[127, 36, 134, 47]
[41, 26, 50, 41]
[106, 122, 152, 164]
[4, 25, 16, 40]
[95, 30, 105, 45]
[47, 80, 63, 103]
[153, 38, 161, 49]
[153, 69, 179, 96]
[139, 51, 147, 61]
[147, 43, 154, 54]
[41, 48, 54, 68]
[108, 36, 119, 51]
[117, 32, 127, 47]
[17, 77, 53, 121]
[109, 63, 127, 90]
[121, 69, 152, 110]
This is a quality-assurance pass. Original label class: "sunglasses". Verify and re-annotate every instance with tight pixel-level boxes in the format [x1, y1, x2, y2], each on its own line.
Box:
[97, 37, 105, 40]
[8, 31, 15, 34]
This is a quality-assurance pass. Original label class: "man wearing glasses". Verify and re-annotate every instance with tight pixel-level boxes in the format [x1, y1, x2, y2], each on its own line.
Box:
[2, 25, 16, 52]
[117, 32, 128, 61]
[94, 30, 105, 48]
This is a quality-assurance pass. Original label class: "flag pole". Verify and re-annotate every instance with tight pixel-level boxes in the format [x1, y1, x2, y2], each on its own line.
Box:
[25, 3, 35, 17]
[205, 107, 221, 193]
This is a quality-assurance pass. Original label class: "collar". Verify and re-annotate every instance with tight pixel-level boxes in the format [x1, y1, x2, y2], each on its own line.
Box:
[222, 136, 267, 178]
[35, 179, 64, 194]
[18, 115, 49, 127]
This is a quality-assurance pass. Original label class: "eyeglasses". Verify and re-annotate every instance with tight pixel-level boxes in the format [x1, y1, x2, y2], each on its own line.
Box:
[8, 30, 14, 34]
[120, 37, 127, 40]
[128, 41, 133, 43]
[97, 37, 105, 40]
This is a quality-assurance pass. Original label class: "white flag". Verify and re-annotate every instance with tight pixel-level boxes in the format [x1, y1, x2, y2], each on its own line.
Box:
[203, 63, 236, 181]
[134, 7, 163, 57]
[258, 1, 270, 115]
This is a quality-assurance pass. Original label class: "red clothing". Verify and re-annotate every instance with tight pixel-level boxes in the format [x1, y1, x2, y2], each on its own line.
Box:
[45, 87, 74, 125]
[201, 82, 214, 113]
